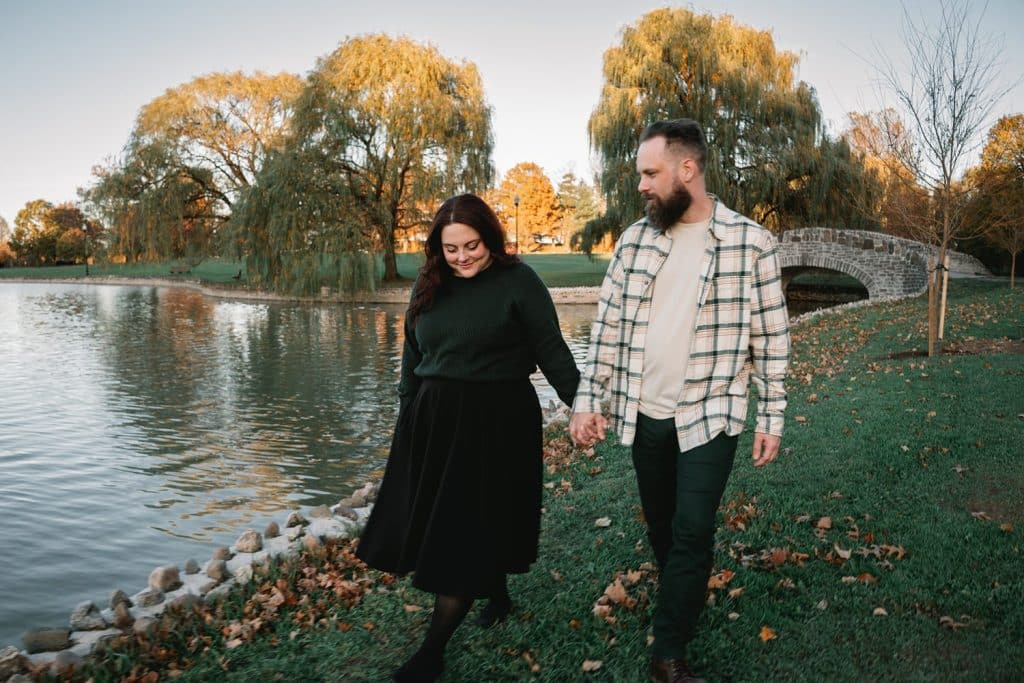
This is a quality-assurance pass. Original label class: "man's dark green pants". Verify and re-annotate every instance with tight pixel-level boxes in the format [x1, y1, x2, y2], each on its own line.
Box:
[632, 413, 738, 660]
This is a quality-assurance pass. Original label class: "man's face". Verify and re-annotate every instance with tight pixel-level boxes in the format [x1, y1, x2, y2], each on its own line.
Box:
[637, 136, 693, 230]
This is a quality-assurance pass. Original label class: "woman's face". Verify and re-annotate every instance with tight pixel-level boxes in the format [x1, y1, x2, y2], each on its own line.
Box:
[441, 222, 492, 278]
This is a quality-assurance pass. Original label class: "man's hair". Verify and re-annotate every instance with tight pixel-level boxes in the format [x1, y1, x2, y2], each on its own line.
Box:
[639, 119, 708, 172]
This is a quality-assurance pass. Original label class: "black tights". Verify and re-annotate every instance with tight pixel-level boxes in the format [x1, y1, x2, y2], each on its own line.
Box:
[394, 577, 509, 681]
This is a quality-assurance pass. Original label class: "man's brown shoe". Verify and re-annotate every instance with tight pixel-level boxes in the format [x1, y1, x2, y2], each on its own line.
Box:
[649, 657, 707, 683]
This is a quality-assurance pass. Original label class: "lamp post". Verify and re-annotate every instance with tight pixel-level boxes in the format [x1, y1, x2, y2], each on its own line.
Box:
[513, 194, 519, 254]
[82, 222, 89, 276]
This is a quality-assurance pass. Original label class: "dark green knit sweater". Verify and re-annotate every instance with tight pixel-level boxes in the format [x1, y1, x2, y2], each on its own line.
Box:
[399, 262, 580, 406]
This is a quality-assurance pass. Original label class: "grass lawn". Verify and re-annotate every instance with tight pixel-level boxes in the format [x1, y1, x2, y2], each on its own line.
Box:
[1, 254, 612, 290]
[396, 253, 612, 288]
[61, 280, 1024, 682]
[0, 259, 248, 285]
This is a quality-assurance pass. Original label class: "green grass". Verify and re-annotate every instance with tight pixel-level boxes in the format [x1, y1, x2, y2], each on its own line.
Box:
[2, 254, 612, 290]
[71, 280, 1024, 681]
[0, 258, 247, 285]
[396, 253, 612, 288]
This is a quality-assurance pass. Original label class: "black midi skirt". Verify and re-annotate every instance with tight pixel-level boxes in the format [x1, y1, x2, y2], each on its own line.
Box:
[356, 377, 543, 598]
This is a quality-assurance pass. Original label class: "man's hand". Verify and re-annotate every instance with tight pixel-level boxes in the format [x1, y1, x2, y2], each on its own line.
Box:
[752, 432, 781, 467]
[569, 412, 608, 447]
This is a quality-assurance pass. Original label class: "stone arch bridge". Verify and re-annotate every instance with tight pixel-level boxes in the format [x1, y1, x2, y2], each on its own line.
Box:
[778, 228, 991, 299]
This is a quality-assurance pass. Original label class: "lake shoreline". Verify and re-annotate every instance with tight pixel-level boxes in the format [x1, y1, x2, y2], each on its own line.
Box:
[0, 276, 603, 305]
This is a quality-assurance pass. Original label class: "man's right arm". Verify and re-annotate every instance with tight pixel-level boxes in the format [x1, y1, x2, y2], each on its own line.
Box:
[570, 238, 626, 444]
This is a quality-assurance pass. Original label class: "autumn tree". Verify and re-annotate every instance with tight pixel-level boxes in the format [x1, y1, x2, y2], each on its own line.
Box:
[10, 199, 57, 265]
[873, 0, 1011, 355]
[8, 200, 99, 265]
[964, 115, 1024, 286]
[0, 215, 10, 244]
[557, 172, 602, 249]
[86, 70, 303, 263]
[490, 163, 562, 249]
[842, 110, 929, 238]
[582, 7, 871, 250]
[233, 35, 494, 292]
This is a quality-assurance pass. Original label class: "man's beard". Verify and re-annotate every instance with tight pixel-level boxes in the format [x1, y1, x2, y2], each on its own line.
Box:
[644, 180, 692, 230]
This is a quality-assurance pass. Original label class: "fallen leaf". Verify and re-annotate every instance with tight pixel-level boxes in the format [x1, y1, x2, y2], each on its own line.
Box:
[728, 587, 745, 599]
[569, 619, 581, 629]
[604, 578, 631, 605]
[816, 516, 833, 530]
[873, 607, 888, 617]
[999, 523, 1014, 533]
[707, 569, 735, 590]
[900, 445, 910, 452]
[403, 604, 422, 613]
[833, 543, 852, 560]
[581, 660, 603, 673]
[759, 625, 777, 642]
[795, 415, 808, 423]
[939, 615, 967, 629]
[625, 569, 643, 585]
[970, 511, 991, 521]
[841, 576, 857, 584]
[816, 599, 829, 610]
[594, 517, 612, 528]
[728, 612, 740, 620]
[857, 572, 878, 584]
[592, 604, 612, 620]
[225, 638, 243, 649]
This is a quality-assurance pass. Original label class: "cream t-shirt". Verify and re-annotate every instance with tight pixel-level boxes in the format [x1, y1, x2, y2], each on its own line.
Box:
[638, 219, 709, 419]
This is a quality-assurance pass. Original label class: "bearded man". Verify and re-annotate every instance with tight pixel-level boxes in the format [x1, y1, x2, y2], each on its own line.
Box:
[569, 119, 791, 683]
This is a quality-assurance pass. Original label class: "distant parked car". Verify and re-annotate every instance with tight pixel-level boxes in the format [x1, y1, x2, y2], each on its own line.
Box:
[531, 233, 564, 246]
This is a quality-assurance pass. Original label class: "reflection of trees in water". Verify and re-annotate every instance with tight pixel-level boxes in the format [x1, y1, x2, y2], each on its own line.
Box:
[96, 290, 409, 540]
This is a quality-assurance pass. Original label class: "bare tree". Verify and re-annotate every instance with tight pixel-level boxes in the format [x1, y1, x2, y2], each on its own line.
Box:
[873, 0, 1014, 356]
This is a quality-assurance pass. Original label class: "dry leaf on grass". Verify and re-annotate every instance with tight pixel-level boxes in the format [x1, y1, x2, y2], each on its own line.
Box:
[581, 659, 603, 673]
[759, 625, 777, 642]
[594, 516, 612, 528]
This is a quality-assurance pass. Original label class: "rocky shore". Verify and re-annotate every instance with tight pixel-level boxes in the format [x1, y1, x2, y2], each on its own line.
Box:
[0, 483, 380, 681]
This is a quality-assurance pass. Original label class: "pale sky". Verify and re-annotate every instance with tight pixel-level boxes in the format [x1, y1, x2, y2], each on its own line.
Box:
[1, 0, 1022, 225]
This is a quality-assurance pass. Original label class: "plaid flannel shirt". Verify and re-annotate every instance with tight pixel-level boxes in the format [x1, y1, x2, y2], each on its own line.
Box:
[572, 198, 790, 452]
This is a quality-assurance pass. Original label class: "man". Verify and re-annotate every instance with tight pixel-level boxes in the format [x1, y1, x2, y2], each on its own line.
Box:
[570, 119, 790, 683]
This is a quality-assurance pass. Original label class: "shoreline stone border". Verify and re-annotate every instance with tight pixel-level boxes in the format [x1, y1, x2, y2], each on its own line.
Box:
[1, 482, 382, 680]
[0, 277, 603, 306]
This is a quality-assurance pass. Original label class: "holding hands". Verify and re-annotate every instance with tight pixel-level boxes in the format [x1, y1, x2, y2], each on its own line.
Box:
[569, 411, 608, 447]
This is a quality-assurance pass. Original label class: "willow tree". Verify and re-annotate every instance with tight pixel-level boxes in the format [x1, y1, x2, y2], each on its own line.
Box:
[964, 115, 1024, 286]
[85, 70, 303, 262]
[243, 34, 494, 286]
[583, 8, 863, 249]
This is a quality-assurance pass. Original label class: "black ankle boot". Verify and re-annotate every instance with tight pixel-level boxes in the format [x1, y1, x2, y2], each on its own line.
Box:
[393, 649, 444, 682]
[473, 597, 513, 628]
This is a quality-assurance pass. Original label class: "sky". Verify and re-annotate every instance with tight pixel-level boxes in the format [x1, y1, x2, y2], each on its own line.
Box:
[1, 0, 1022, 226]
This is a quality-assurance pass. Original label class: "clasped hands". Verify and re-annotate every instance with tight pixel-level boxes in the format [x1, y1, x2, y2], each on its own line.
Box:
[569, 411, 608, 448]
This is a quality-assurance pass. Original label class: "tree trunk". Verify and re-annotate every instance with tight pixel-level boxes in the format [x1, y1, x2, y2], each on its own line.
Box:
[1011, 251, 1017, 289]
[927, 254, 937, 358]
[379, 222, 399, 282]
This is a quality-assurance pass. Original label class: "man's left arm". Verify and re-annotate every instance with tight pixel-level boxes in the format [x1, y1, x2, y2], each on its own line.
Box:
[748, 230, 791, 466]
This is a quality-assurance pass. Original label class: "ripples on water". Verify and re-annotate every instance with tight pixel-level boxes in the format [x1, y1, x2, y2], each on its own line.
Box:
[0, 282, 594, 645]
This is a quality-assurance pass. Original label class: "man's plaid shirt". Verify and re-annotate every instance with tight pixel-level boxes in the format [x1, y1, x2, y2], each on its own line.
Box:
[572, 198, 791, 452]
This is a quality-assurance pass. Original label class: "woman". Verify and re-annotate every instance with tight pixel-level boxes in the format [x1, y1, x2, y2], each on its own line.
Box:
[356, 193, 580, 681]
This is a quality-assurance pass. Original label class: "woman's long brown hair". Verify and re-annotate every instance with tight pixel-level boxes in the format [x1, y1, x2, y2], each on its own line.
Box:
[407, 193, 519, 325]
